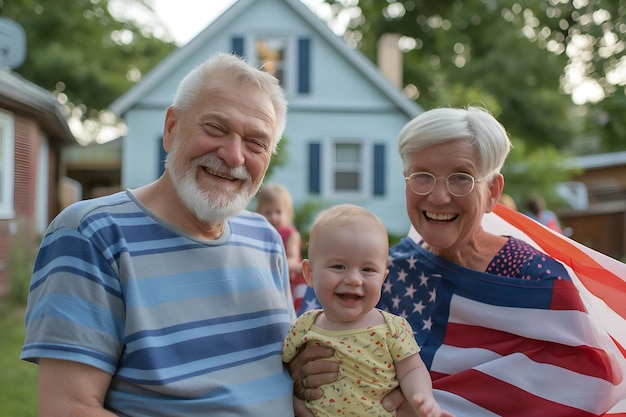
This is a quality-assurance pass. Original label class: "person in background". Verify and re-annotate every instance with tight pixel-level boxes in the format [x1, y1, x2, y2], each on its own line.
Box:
[20, 53, 296, 417]
[525, 193, 563, 233]
[291, 106, 621, 417]
[498, 193, 517, 210]
[257, 183, 308, 311]
[283, 204, 446, 417]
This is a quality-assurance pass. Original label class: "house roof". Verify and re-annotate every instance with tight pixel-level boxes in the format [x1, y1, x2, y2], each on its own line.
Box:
[63, 136, 121, 166]
[569, 151, 626, 170]
[0, 68, 76, 144]
[109, 0, 422, 118]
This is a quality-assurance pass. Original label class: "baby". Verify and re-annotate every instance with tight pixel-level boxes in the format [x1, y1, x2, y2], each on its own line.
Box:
[283, 204, 442, 417]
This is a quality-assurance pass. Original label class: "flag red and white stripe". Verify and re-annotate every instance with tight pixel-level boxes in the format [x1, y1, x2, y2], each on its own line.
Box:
[458, 204, 626, 416]
[404, 203, 626, 416]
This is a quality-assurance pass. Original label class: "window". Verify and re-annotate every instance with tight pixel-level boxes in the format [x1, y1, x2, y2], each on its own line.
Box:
[334, 142, 361, 192]
[256, 37, 287, 85]
[309, 140, 386, 198]
[0, 110, 15, 218]
[231, 35, 310, 95]
[323, 139, 372, 198]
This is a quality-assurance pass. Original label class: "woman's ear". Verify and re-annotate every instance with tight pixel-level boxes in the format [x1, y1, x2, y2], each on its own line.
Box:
[486, 173, 505, 213]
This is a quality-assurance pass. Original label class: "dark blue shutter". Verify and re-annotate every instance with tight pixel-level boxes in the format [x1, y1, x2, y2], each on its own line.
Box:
[298, 38, 310, 94]
[309, 142, 320, 194]
[373, 144, 385, 196]
[158, 136, 166, 177]
[232, 36, 244, 58]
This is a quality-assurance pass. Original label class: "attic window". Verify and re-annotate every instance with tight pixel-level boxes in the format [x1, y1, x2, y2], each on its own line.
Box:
[256, 37, 287, 85]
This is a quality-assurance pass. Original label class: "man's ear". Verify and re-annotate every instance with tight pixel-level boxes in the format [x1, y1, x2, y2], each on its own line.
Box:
[163, 106, 177, 153]
[302, 259, 314, 288]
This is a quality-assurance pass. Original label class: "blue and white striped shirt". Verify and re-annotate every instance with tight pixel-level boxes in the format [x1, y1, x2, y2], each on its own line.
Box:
[21, 190, 295, 416]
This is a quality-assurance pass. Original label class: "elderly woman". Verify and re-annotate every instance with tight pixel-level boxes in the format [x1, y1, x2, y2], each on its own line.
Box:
[292, 107, 622, 417]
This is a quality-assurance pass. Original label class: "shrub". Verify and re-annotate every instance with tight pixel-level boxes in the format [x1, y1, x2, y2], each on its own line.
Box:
[8, 219, 40, 305]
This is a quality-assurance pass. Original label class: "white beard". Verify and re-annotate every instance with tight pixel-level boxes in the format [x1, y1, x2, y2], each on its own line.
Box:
[166, 148, 257, 224]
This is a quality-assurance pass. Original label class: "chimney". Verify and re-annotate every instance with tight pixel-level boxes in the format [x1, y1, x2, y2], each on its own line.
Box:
[377, 33, 402, 89]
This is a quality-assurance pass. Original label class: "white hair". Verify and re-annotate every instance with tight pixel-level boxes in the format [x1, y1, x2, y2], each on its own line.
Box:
[172, 53, 288, 152]
[398, 106, 512, 178]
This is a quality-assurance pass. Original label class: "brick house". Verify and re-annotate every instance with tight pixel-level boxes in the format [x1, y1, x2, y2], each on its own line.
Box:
[0, 69, 76, 296]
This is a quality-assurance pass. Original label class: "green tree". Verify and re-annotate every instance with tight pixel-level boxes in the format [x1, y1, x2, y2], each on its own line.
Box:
[501, 140, 581, 209]
[320, 0, 625, 152]
[0, 0, 176, 142]
[317, 0, 624, 203]
[585, 92, 626, 151]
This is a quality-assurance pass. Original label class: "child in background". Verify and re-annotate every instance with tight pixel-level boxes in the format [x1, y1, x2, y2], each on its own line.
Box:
[525, 194, 563, 233]
[256, 183, 307, 311]
[499, 193, 518, 210]
[282, 204, 443, 417]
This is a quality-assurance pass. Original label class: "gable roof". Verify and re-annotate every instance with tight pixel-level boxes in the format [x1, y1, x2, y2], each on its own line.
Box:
[0, 69, 76, 144]
[569, 151, 626, 170]
[109, 0, 421, 118]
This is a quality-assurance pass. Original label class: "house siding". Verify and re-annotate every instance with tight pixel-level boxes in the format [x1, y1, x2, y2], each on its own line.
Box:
[0, 115, 42, 296]
[0, 69, 75, 298]
[0, 103, 72, 298]
[556, 162, 626, 260]
[14, 116, 38, 221]
[0, 221, 10, 295]
[112, 0, 421, 236]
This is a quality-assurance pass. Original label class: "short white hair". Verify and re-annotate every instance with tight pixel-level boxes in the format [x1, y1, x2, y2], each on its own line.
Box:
[398, 106, 512, 177]
[172, 53, 288, 152]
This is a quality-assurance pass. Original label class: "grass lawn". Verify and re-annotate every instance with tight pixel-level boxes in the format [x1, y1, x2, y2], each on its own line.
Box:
[0, 303, 37, 417]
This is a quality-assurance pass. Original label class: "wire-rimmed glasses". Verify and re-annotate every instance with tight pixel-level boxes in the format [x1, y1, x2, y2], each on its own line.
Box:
[404, 172, 479, 197]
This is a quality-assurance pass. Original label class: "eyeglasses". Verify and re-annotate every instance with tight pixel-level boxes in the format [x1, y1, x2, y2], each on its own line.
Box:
[404, 172, 480, 197]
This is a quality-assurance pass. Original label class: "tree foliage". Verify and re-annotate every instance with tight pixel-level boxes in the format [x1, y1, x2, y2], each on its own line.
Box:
[501, 139, 582, 208]
[320, 0, 626, 152]
[316, 0, 625, 206]
[0, 0, 176, 142]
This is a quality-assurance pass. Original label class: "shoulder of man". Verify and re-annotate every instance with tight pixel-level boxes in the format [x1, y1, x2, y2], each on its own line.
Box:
[48, 191, 132, 231]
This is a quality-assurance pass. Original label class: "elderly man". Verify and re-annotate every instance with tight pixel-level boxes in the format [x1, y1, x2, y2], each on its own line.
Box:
[21, 53, 295, 417]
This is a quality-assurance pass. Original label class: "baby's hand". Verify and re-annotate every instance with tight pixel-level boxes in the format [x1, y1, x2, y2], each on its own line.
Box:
[411, 393, 443, 417]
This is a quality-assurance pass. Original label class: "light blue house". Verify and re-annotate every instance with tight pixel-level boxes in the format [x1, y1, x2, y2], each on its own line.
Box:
[110, 0, 422, 235]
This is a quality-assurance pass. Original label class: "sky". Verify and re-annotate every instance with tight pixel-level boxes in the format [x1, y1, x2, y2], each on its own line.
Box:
[132, 0, 607, 104]
[149, 0, 332, 45]
[150, 0, 237, 45]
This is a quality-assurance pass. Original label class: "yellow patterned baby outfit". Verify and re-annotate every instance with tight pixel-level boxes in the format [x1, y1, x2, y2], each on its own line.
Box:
[282, 309, 420, 417]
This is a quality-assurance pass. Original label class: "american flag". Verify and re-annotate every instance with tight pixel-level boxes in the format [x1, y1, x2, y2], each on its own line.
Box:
[299, 203, 626, 416]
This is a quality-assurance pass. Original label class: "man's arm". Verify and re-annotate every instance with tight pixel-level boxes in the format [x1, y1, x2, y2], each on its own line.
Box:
[38, 358, 117, 417]
[287, 345, 338, 401]
[287, 345, 338, 417]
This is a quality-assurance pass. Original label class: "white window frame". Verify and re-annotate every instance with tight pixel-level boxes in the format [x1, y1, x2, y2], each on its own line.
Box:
[321, 138, 373, 199]
[246, 33, 296, 95]
[36, 136, 49, 233]
[0, 110, 15, 219]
